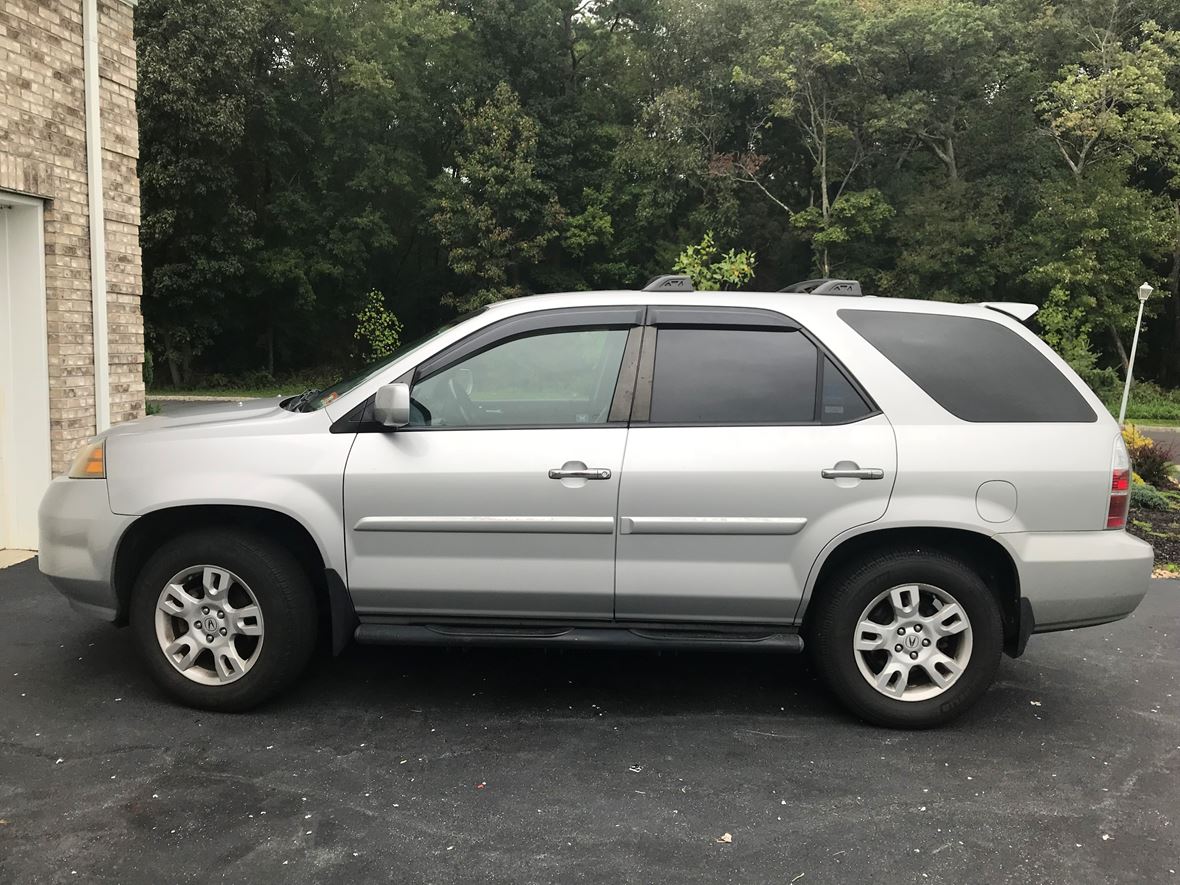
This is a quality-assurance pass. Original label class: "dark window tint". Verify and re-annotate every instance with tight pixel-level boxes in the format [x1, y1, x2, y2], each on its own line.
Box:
[820, 356, 873, 423]
[839, 309, 1096, 423]
[650, 328, 818, 424]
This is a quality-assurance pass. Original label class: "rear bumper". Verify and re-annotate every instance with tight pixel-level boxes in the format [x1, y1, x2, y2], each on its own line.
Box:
[1000, 529, 1154, 632]
[38, 477, 131, 622]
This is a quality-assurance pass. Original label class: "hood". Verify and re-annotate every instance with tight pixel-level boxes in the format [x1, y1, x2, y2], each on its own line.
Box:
[104, 397, 291, 438]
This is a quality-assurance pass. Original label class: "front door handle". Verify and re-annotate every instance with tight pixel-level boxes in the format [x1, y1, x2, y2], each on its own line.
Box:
[549, 467, 612, 480]
[821, 465, 884, 480]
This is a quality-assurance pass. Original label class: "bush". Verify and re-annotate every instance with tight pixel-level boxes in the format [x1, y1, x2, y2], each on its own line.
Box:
[1131, 482, 1175, 511]
[1123, 381, 1180, 423]
[354, 290, 403, 364]
[1123, 424, 1176, 488]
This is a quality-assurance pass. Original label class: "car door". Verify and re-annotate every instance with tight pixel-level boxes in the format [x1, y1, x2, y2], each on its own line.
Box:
[343, 306, 643, 620]
[614, 307, 896, 624]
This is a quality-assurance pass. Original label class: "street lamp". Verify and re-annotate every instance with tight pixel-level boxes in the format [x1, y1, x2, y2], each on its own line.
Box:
[1117, 282, 1154, 427]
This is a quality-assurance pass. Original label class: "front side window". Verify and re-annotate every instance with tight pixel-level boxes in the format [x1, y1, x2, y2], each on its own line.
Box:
[649, 327, 820, 424]
[410, 328, 630, 427]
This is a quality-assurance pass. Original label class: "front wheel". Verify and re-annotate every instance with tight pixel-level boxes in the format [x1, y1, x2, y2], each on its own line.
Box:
[129, 529, 318, 711]
[807, 549, 1003, 728]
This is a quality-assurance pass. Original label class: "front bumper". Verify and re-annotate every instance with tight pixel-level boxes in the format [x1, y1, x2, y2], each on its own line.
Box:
[1000, 529, 1154, 632]
[38, 477, 132, 622]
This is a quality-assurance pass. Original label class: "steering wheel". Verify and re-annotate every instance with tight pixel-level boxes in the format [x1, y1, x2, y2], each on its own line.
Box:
[447, 376, 475, 425]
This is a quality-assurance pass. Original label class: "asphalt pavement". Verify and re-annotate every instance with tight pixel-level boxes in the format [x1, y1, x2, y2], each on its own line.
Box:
[1, 560, 1177, 884]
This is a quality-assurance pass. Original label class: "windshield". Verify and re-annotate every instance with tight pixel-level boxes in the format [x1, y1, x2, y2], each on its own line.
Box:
[298, 309, 486, 411]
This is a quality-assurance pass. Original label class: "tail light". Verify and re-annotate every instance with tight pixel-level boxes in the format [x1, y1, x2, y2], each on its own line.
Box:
[1107, 435, 1131, 529]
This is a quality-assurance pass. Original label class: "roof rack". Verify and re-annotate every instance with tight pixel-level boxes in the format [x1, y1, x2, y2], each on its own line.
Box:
[779, 278, 863, 296]
[643, 274, 694, 292]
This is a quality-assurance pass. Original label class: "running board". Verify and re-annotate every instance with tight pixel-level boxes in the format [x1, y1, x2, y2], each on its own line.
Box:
[354, 624, 803, 653]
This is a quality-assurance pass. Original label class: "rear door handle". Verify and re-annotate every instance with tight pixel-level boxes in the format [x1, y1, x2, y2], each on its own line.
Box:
[549, 467, 612, 480]
[821, 466, 884, 480]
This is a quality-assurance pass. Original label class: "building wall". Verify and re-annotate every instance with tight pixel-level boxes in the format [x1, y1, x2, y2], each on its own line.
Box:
[0, 0, 143, 474]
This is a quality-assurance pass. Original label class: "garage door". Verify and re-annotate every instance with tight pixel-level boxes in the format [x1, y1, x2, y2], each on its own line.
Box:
[0, 193, 52, 551]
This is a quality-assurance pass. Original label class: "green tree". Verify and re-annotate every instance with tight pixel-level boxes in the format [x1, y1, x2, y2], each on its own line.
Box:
[137, 0, 262, 385]
[430, 83, 566, 310]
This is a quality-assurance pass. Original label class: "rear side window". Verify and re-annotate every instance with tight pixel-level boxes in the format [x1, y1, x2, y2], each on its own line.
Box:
[649, 327, 819, 424]
[839, 309, 1096, 423]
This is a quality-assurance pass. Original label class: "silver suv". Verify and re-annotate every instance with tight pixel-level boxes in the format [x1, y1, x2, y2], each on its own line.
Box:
[38, 277, 1153, 727]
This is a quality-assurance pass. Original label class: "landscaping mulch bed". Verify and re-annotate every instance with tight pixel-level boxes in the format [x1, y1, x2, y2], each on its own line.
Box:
[1128, 503, 1180, 578]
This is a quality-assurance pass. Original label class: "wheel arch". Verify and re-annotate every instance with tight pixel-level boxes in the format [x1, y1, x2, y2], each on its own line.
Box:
[111, 504, 354, 651]
[801, 525, 1026, 656]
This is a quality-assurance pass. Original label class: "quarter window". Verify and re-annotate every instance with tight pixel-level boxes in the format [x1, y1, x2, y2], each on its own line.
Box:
[410, 328, 630, 427]
[649, 327, 820, 424]
[839, 309, 1096, 423]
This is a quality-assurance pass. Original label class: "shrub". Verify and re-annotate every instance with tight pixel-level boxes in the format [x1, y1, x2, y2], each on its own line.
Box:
[1123, 381, 1180, 422]
[354, 290, 403, 364]
[1123, 424, 1176, 488]
[1131, 482, 1174, 511]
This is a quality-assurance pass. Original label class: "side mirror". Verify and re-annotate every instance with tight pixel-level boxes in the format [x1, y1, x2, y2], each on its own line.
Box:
[373, 382, 411, 428]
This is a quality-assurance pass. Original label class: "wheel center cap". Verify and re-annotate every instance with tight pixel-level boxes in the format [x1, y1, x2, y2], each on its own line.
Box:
[204, 617, 218, 633]
[904, 633, 921, 650]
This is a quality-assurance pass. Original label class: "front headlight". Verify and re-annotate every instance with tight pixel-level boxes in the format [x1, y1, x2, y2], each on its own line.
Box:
[68, 439, 106, 479]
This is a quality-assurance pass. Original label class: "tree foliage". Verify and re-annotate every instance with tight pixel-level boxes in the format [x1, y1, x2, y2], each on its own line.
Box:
[137, 0, 1180, 387]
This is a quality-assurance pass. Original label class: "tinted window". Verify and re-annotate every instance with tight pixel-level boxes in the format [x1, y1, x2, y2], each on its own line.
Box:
[411, 328, 629, 427]
[839, 309, 1096, 423]
[649, 327, 818, 424]
[820, 356, 873, 424]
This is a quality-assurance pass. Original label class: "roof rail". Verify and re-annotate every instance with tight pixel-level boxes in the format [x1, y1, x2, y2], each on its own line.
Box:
[779, 278, 863, 296]
[643, 274, 694, 292]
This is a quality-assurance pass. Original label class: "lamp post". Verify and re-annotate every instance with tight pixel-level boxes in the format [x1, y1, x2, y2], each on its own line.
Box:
[1117, 282, 1154, 427]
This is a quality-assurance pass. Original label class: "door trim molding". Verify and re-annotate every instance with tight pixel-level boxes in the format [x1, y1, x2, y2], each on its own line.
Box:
[619, 516, 807, 536]
[353, 515, 616, 534]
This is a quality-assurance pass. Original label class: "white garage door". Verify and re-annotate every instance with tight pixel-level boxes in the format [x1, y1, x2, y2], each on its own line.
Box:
[0, 192, 52, 551]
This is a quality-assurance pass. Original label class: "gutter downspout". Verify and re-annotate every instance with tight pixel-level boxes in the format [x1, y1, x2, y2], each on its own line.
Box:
[82, 0, 110, 432]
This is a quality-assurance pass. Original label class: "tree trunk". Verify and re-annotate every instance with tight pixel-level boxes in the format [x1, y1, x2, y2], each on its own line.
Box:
[266, 324, 275, 377]
[164, 331, 182, 387]
[1109, 323, 1129, 373]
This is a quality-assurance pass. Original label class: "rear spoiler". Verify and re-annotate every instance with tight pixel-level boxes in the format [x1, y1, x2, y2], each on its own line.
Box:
[980, 302, 1037, 322]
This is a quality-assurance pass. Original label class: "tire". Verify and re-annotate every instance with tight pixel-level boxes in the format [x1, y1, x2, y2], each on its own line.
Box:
[129, 528, 318, 712]
[806, 548, 1003, 729]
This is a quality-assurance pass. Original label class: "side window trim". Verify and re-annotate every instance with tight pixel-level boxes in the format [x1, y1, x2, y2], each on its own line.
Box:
[331, 306, 645, 433]
[630, 309, 880, 427]
[414, 306, 644, 383]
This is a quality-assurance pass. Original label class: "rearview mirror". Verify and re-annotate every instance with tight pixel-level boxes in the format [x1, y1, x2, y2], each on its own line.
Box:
[373, 382, 411, 428]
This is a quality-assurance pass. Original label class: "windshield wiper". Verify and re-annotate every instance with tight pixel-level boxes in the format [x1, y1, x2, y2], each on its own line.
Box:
[288, 388, 319, 412]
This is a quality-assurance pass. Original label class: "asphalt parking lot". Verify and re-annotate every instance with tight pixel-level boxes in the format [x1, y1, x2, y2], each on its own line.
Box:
[1, 561, 1177, 884]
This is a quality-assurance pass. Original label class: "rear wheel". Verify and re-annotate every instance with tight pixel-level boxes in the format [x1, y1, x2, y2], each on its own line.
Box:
[807, 549, 1003, 728]
[129, 529, 317, 711]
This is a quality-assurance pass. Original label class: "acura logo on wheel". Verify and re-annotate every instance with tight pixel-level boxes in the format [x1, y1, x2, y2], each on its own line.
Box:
[905, 634, 920, 649]
[205, 618, 217, 632]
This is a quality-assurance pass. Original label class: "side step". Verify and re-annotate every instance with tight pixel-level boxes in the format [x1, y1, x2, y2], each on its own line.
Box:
[354, 624, 804, 653]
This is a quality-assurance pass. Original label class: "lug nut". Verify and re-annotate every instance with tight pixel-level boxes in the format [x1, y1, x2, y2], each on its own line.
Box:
[897, 627, 905, 635]
[202, 607, 210, 615]
[922, 638, 931, 647]
[894, 644, 903, 653]
[909, 651, 919, 660]
[219, 628, 227, 636]
[914, 624, 922, 633]
[193, 621, 202, 629]
[217, 611, 225, 620]
[205, 634, 214, 642]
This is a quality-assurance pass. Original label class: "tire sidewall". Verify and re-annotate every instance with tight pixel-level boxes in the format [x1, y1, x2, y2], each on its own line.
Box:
[129, 530, 316, 711]
[814, 553, 1003, 728]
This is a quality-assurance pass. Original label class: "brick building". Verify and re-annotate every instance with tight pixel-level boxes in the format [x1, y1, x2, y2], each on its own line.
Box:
[0, 0, 142, 550]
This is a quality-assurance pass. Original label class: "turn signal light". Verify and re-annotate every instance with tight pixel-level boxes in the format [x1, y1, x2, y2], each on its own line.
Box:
[68, 439, 106, 479]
